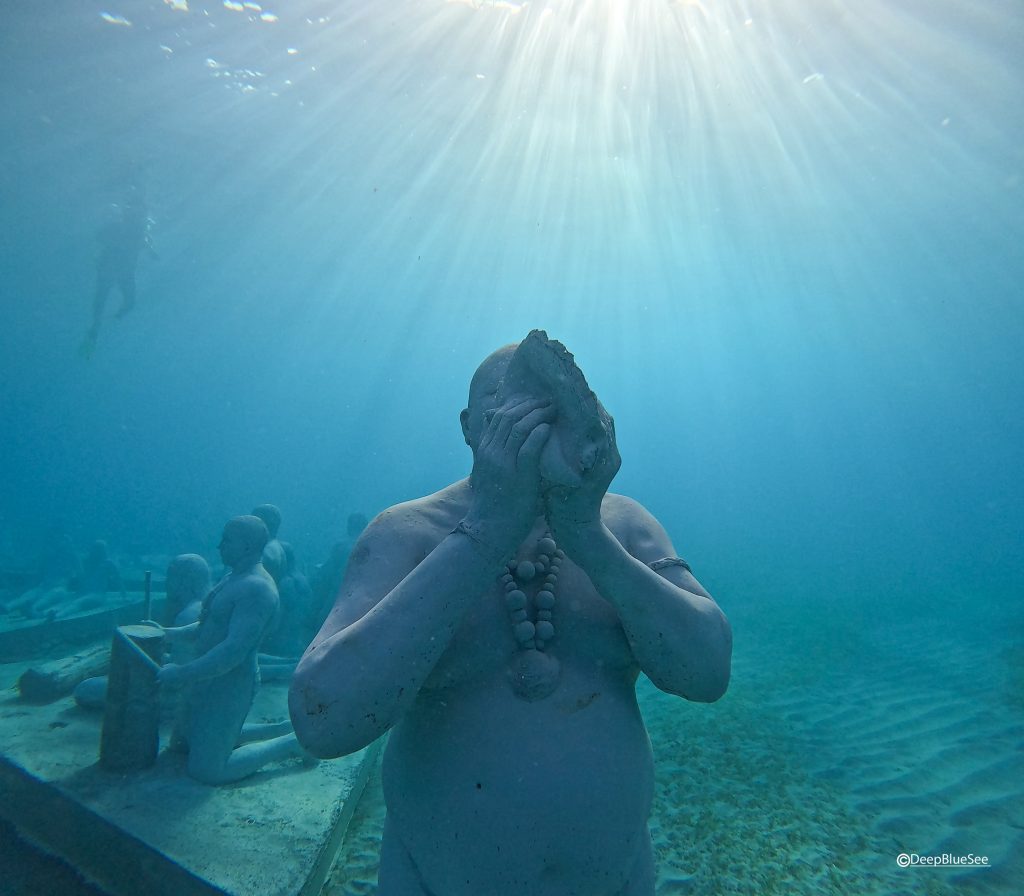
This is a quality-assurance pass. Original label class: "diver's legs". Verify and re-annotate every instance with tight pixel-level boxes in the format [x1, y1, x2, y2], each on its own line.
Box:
[114, 272, 136, 317]
[90, 271, 115, 338]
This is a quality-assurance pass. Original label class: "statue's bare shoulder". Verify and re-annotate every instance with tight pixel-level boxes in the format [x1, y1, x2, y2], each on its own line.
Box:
[319, 481, 469, 634]
[357, 482, 467, 560]
[238, 570, 278, 611]
[601, 492, 711, 598]
[600, 492, 666, 553]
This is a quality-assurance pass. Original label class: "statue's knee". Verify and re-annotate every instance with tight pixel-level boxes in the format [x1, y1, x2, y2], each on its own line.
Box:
[186, 753, 229, 785]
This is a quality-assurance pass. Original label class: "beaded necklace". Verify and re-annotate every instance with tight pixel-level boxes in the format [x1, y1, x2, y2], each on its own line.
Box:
[501, 533, 564, 701]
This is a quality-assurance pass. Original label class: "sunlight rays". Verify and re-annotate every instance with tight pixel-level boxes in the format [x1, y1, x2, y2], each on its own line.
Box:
[71, 0, 1022, 352]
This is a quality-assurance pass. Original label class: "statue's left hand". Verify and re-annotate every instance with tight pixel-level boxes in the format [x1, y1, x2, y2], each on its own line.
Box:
[544, 421, 621, 544]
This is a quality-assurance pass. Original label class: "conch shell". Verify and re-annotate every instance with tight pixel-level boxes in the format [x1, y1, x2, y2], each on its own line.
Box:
[497, 330, 614, 487]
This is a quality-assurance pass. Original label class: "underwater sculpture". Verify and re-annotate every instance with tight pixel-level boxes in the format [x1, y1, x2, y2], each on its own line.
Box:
[291, 331, 732, 896]
[310, 511, 369, 627]
[252, 503, 287, 584]
[1, 530, 80, 617]
[161, 553, 212, 629]
[155, 515, 305, 784]
[262, 541, 312, 655]
[29, 539, 126, 620]
[259, 542, 315, 682]
[73, 553, 212, 710]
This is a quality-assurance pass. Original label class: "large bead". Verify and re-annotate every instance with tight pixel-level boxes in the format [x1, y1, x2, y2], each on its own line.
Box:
[505, 589, 527, 610]
[508, 649, 560, 701]
[514, 620, 536, 643]
[538, 537, 557, 556]
[535, 590, 555, 609]
[535, 621, 555, 641]
[516, 560, 536, 582]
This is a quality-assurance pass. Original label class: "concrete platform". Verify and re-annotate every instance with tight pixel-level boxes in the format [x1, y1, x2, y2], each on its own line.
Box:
[0, 593, 163, 662]
[0, 648, 381, 896]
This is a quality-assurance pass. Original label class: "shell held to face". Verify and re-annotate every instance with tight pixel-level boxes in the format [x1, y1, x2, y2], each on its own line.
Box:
[497, 330, 615, 488]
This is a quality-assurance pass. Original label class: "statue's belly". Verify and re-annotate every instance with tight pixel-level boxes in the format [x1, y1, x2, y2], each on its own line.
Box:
[383, 666, 654, 896]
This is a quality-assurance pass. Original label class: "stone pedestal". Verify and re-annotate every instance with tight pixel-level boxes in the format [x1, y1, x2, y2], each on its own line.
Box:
[100, 625, 165, 771]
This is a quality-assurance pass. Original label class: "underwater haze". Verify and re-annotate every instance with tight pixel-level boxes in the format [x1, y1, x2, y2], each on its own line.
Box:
[1, 0, 1022, 893]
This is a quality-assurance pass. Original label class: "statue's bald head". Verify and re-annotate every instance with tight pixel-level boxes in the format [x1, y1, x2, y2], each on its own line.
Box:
[251, 504, 281, 538]
[167, 553, 211, 593]
[461, 343, 518, 449]
[225, 515, 270, 555]
[166, 553, 212, 617]
[467, 344, 517, 406]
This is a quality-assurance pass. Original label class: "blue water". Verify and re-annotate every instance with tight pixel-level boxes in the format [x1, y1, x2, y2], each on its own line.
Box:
[1, 0, 1021, 892]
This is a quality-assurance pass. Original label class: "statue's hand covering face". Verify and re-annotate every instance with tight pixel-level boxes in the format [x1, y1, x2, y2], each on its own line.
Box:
[497, 330, 615, 488]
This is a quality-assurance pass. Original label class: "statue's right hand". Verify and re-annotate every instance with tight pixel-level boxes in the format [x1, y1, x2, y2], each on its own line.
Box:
[467, 396, 553, 542]
[157, 663, 186, 690]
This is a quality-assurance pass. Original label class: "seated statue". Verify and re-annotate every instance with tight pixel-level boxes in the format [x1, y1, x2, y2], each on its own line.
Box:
[161, 553, 212, 628]
[17, 536, 124, 618]
[156, 516, 306, 784]
[54, 540, 127, 619]
[259, 542, 315, 682]
[252, 503, 286, 585]
[2, 530, 80, 617]
[290, 332, 732, 896]
[310, 512, 369, 630]
[74, 553, 213, 711]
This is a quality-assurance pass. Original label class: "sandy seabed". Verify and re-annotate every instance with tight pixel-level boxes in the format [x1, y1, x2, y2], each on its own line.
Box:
[324, 589, 1023, 896]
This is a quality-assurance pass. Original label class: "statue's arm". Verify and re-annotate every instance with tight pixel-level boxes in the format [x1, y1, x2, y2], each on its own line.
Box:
[145, 620, 199, 641]
[573, 497, 732, 702]
[292, 397, 553, 758]
[288, 507, 509, 759]
[178, 581, 277, 684]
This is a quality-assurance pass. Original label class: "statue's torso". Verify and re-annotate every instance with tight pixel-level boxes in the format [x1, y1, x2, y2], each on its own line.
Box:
[194, 572, 273, 668]
[383, 493, 655, 895]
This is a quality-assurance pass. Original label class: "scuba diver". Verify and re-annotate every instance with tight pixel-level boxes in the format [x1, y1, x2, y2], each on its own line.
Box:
[81, 181, 156, 357]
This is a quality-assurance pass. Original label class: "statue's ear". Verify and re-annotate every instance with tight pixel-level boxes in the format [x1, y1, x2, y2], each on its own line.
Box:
[460, 408, 471, 446]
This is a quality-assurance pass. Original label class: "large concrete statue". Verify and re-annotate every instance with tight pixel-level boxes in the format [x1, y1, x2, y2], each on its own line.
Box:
[157, 515, 305, 784]
[290, 331, 732, 896]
